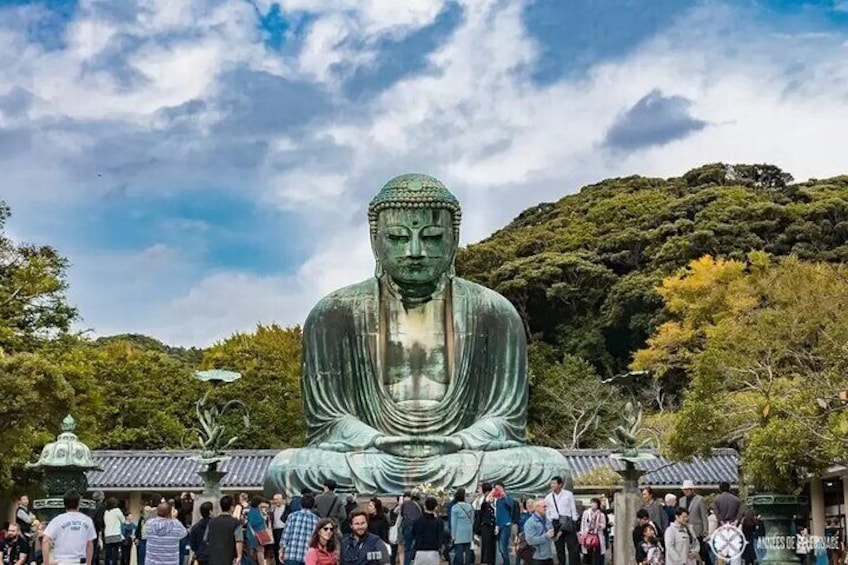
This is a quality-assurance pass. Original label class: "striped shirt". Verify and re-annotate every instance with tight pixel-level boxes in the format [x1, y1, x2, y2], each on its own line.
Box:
[282, 510, 320, 564]
[144, 518, 187, 565]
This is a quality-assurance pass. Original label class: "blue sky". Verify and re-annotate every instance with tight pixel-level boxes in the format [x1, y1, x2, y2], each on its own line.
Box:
[1, 0, 847, 345]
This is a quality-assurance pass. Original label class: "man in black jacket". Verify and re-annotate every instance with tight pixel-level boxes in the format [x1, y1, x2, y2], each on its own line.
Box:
[341, 510, 389, 565]
[189, 502, 213, 565]
[410, 498, 443, 565]
[92, 491, 106, 565]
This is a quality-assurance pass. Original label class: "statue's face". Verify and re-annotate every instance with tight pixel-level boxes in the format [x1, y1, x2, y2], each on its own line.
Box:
[374, 207, 456, 286]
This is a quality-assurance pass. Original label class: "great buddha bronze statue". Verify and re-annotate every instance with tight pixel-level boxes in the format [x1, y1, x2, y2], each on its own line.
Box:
[264, 174, 568, 495]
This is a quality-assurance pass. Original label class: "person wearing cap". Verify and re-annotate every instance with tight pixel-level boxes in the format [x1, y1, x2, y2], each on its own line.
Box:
[679, 480, 710, 565]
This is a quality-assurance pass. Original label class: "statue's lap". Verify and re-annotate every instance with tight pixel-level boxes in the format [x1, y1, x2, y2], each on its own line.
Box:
[264, 445, 567, 496]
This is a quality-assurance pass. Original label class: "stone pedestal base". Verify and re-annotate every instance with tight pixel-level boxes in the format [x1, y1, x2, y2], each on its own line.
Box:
[613, 489, 641, 565]
[193, 469, 228, 523]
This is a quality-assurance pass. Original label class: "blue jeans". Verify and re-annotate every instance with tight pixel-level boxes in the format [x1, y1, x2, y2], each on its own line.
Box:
[452, 543, 473, 565]
[137, 540, 147, 565]
[403, 524, 415, 565]
[497, 526, 511, 565]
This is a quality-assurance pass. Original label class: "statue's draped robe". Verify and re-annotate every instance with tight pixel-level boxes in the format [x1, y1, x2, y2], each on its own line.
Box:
[264, 276, 568, 495]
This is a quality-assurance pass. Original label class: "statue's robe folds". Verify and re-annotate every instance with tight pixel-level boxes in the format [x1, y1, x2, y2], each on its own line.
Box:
[264, 277, 568, 495]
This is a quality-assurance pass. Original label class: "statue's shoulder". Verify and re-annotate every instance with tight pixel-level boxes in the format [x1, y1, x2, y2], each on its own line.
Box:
[452, 277, 522, 320]
[304, 278, 377, 324]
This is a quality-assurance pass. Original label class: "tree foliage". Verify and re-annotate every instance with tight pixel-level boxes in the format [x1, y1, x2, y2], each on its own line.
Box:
[458, 164, 848, 379]
[201, 325, 304, 448]
[0, 202, 78, 354]
[528, 345, 626, 448]
[633, 254, 848, 492]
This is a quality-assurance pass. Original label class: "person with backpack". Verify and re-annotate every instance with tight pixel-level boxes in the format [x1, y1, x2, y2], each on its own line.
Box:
[316, 481, 348, 526]
[190, 502, 214, 565]
[399, 494, 422, 565]
[410, 499, 443, 565]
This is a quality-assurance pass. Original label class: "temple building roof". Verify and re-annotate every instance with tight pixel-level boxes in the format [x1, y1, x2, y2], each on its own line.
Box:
[86, 448, 738, 492]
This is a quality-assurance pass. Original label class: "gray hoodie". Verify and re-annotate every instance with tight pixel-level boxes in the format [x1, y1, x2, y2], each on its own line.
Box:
[144, 517, 187, 565]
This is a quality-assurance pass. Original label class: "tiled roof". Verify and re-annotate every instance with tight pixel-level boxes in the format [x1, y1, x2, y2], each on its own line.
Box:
[88, 450, 278, 490]
[87, 448, 738, 491]
[561, 448, 739, 487]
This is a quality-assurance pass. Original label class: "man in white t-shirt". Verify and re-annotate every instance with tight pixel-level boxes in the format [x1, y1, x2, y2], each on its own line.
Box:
[42, 490, 96, 565]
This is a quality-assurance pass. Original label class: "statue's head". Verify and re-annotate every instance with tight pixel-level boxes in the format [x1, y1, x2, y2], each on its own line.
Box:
[368, 174, 461, 291]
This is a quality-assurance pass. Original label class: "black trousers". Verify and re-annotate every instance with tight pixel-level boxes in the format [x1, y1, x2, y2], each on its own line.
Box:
[480, 525, 497, 565]
[533, 560, 554, 565]
[554, 532, 579, 565]
[273, 529, 284, 565]
[698, 536, 712, 565]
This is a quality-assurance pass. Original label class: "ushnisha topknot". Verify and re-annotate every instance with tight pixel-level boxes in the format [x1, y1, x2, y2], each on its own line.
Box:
[368, 173, 462, 238]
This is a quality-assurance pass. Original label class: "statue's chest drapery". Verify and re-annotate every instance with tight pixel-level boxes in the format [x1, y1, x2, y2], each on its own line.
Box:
[304, 276, 526, 440]
[382, 294, 450, 408]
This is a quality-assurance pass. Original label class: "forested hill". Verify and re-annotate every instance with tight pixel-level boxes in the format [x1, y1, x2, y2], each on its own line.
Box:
[456, 163, 848, 377]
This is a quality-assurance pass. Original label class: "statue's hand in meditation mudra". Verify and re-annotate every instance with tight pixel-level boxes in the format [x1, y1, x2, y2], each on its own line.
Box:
[264, 174, 569, 495]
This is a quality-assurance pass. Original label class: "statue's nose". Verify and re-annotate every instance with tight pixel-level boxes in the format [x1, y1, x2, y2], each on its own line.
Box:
[407, 234, 424, 257]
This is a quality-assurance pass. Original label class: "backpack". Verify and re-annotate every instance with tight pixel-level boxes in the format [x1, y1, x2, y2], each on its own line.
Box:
[511, 498, 521, 524]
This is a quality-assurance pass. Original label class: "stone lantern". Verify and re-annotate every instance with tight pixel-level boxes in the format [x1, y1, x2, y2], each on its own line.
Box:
[26, 414, 100, 521]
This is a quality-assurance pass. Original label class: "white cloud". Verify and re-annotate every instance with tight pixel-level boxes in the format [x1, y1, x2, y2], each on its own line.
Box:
[4, 0, 848, 345]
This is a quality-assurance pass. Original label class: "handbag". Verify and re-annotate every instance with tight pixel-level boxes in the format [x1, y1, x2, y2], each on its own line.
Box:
[516, 534, 535, 562]
[251, 523, 274, 546]
[389, 516, 402, 545]
[551, 496, 575, 533]
[579, 532, 600, 550]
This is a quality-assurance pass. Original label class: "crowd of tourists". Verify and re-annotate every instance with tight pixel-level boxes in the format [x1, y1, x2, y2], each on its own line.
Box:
[1, 477, 841, 565]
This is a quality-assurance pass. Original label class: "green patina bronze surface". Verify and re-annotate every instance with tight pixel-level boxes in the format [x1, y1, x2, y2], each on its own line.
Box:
[27, 415, 100, 520]
[186, 370, 250, 471]
[264, 174, 568, 495]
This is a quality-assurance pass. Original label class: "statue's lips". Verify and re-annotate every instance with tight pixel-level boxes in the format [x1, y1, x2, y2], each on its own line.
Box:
[397, 260, 440, 271]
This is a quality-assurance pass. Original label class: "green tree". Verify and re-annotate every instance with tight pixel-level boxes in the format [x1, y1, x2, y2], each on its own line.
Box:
[83, 340, 202, 448]
[0, 202, 78, 354]
[634, 254, 848, 492]
[0, 348, 102, 492]
[458, 163, 848, 381]
[528, 347, 626, 448]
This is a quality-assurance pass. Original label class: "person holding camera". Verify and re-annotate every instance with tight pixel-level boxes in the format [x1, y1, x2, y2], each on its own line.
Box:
[544, 477, 579, 565]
